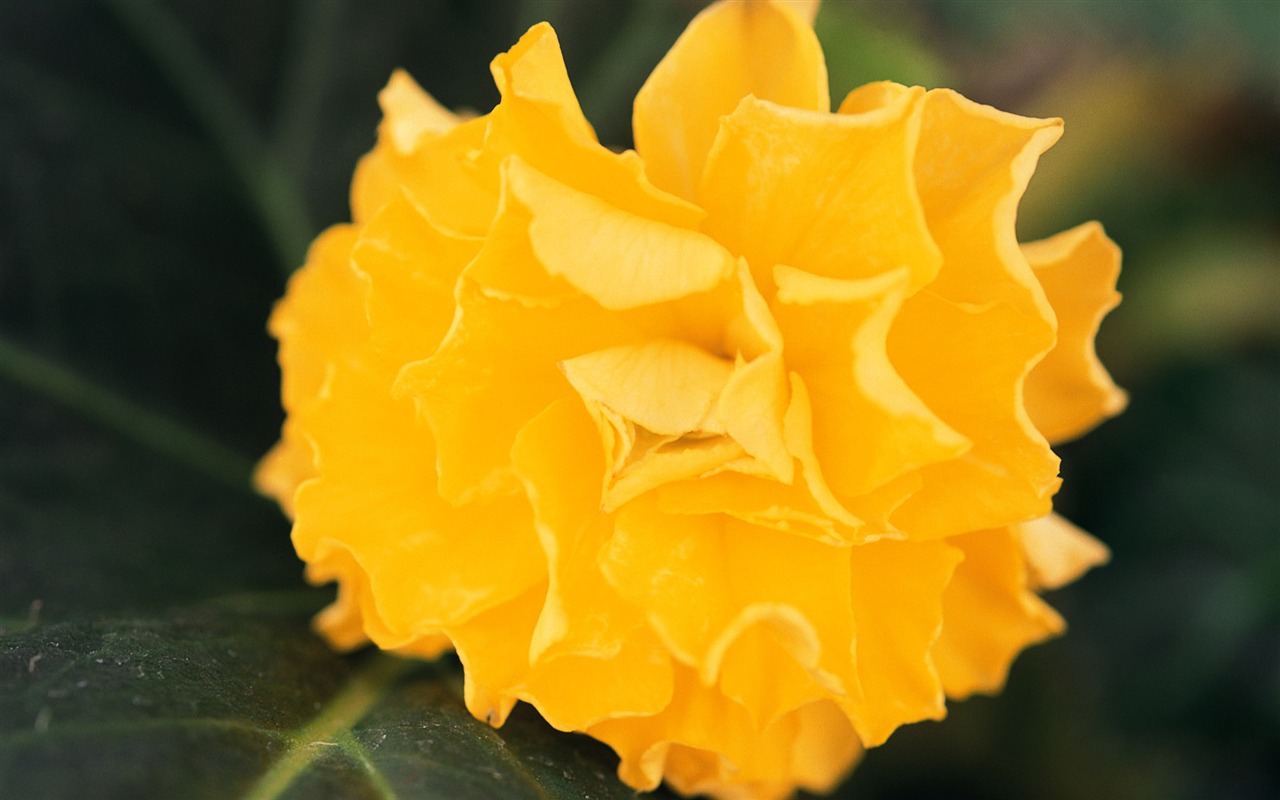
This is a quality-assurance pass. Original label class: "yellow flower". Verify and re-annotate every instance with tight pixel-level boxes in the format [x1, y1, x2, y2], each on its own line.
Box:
[257, 1, 1125, 797]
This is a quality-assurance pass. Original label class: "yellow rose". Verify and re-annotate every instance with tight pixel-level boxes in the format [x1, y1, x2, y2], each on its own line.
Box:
[256, 1, 1125, 797]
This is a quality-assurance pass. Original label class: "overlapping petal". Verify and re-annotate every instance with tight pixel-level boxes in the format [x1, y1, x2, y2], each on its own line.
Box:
[932, 527, 1065, 699]
[1023, 222, 1128, 443]
[701, 87, 939, 295]
[634, 0, 829, 202]
[886, 90, 1065, 538]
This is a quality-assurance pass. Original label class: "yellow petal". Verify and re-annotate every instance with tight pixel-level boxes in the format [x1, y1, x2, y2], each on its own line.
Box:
[483, 25, 704, 228]
[1023, 221, 1128, 443]
[715, 352, 793, 483]
[888, 292, 1061, 536]
[1015, 512, 1110, 591]
[267, 224, 363, 414]
[503, 399, 677, 730]
[933, 527, 1065, 699]
[785, 700, 863, 794]
[292, 355, 545, 645]
[701, 89, 939, 296]
[589, 670, 861, 799]
[600, 502, 729, 666]
[707, 519, 857, 720]
[354, 23, 703, 237]
[510, 399, 640, 662]
[348, 69, 475, 228]
[255, 224, 361, 510]
[398, 155, 732, 506]
[655, 471, 853, 545]
[447, 584, 545, 727]
[396, 285, 597, 505]
[886, 90, 1065, 537]
[304, 549, 373, 652]
[396, 188, 644, 502]
[603, 499, 856, 721]
[489, 22, 596, 146]
[774, 265, 968, 498]
[562, 339, 733, 437]
[253, 419, 314, 518]
[841, 538, 962, 746]
[509, 158, 736, 310]
[450, 589, 674, 734]
[306, 549, 452, 660]
[781, 373, 867, 536]
[351, 194, 481, 364]
[909, 88, 1062, 315]
[379, 69, 461, 154]
[708, 607, 832, 728]
[605, 436, 746, 513]
[634, 0, 829, 201]
[589, 666, 771, 793]
[521, 645, 677, 733]
[351, 97, 492, 232]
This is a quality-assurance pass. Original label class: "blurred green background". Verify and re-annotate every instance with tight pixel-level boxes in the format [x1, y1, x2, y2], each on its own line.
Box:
[2, 1, 1276, 799]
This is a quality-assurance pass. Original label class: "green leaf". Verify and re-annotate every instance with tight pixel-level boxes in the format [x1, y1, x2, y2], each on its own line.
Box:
[0, 608, 652, 800]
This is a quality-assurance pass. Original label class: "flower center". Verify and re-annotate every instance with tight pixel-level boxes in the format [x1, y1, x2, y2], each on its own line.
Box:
[560, 338, 778, 511]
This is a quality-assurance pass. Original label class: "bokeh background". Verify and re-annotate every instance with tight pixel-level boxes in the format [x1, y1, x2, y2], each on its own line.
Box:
[2, 1, 1276, 799]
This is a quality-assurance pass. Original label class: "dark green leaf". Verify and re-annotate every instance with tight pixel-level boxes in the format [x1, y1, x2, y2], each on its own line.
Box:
[0, 605, 652, 800]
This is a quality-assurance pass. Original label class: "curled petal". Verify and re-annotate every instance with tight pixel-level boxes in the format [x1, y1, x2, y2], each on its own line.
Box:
[702, 88, 939, 296]
[352, 112, 491, 232]
[781, 374, 868, 537]
[397, 278, 618, 504]
[656, 471, 854, 545]
[562, 340, 733, 437]
[353, 194, 481, 364]
[348, 70, 468, 226]
[267, 224, 363, 413]
[380, 69, 462, 154]
[887, 90, 1065, 537]
[635, 0, 829, 201]
[293, 351, 545, 644]
[888, 293, 1061, 536]
[1016, 512, 1110, 591]
[489, 23, 597, 146]
[1024, 222, 1127, 443]
[484, 25, 703, 228]
[510, 159, 736, 310]
[399, 158, 730, 504]
[603, 498, 857, 713]
[253, 419, 313, 518]
[774, 265, 968, 500]
[715, 352, 793, 483]
[932, 527, 1065, 699]
[840, 538, 962, 746]
[255, 224, 362, 511]
[589, 670, 862, 800]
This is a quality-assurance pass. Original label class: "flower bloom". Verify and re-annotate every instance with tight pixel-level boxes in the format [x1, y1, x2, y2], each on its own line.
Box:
[257, 1, 1125, 797]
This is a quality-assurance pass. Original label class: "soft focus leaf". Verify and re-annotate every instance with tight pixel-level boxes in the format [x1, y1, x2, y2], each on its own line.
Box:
[0, 608, 654, 799]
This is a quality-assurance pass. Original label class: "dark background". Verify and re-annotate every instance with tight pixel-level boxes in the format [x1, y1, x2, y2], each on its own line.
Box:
[2, 1, 1277, 799]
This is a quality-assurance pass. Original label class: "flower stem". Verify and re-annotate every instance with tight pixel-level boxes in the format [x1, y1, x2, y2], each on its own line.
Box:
[102, 0, 315, 274]
[0, 334, 254, 491]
